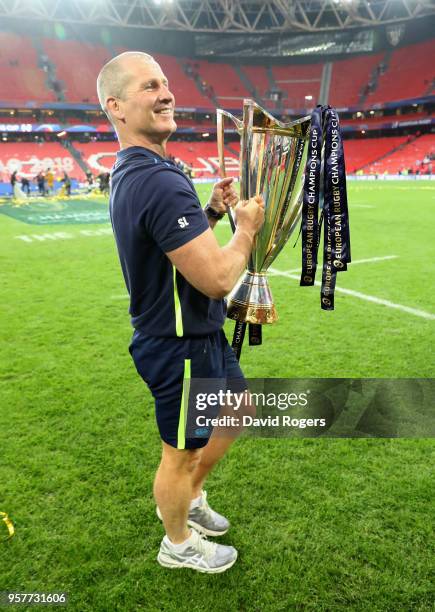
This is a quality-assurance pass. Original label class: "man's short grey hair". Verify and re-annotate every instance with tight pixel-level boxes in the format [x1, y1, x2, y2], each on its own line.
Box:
[96, 51, 156, 114]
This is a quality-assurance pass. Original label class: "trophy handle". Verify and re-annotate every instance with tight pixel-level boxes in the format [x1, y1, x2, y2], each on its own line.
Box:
[216, 109, 242, 233]
[216, 109, 242, 179]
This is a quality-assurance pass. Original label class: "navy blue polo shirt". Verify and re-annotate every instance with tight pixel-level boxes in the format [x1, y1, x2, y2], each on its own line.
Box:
[109, 146, 226, 337]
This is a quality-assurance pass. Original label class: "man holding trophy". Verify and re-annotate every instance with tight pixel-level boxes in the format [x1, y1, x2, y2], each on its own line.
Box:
[98, 48, 350, 574]
[97, 52, 264, 573]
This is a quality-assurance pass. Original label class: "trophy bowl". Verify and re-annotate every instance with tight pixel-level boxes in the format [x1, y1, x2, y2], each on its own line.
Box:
[217, 99, 311, 324]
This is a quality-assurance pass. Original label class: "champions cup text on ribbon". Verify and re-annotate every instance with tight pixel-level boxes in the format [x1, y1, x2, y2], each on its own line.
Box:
[300, 106, 351, 310]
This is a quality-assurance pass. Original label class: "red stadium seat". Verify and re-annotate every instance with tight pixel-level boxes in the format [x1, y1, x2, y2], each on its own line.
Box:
[343, 137, 407, 173]
[74, 142, 119, 175]
[271, 63, 322, 108]
[240, 65, 270, 99]
[75, 141, 238, 179]
[0, 142, 85, 182]
[367, 40, 435, 104]
[167, 141, 239, 178]
[340, 111, 429, 127]
[364, 134, 435, 174]
[329, 54, 384, 108]
[0, 32, 56, 103]
[1, 34, 433, 109]
[41, 38, 113, 104]
[1, 135, 433, 186]
[153, 54, 214, 109]
[191, 60, 251, 106]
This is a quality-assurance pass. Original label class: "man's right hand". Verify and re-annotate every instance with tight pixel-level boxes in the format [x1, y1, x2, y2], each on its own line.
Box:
[167, 195, 265, 300]
[234, 195, 265, 236]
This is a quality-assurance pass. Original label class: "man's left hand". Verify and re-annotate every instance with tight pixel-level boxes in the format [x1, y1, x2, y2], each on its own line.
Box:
[207, 177, 239, 216]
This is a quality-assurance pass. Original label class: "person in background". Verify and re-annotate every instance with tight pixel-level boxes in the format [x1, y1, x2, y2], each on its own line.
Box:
[10, 170, 17, 195]
[35, 172, 46, 196]
[61, 171, 72, 196]
[45, 168, 55, 195]
[85, 170, 94, 192]
[97, 171, 110, 195]
[10, 171, 25, 200]
[21, 176, 30, 196]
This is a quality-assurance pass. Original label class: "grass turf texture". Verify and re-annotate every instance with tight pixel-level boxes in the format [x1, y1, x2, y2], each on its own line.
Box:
[0, 181, 434, 611]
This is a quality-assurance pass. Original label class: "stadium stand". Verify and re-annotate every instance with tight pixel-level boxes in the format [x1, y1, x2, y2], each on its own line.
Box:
[343, 137, 408, 173]
[168, 141, 239, 177]
[340, 112, 430, 128]
[367, 39, 435, 104]
[1, 111, 428, 131]
[74, 141, 239, 179]
[187, 60, 251, 106]
[1, 135, 434, 183]
[175, 117, 215, 128]
[0, 33, 432, 110]
[174, 136, 435, 176]
[240, 65, 270, 100]
[74, 142, 118, 176]
[364, 134, 435, 174]
[0, 142, 84, 182]
[0, 32, 55, 103]
[153, 55, 214, 109]
[41, 38, 112, 104]
[271, 63, 323, 108]
[72, 136, 435, 177]
[114, 51, 215, 109]
[0, 32, 433, 184]
[329, 53, 384, 108]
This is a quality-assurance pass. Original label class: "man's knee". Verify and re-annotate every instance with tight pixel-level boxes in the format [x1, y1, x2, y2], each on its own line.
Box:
[161, 442, 202, 473]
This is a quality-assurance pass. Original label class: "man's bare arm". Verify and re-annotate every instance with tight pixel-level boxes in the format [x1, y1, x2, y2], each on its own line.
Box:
[166, 196, 264, 300]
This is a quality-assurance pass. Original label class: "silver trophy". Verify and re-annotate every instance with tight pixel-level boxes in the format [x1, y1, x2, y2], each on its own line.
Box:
[217, 99, 311, 324]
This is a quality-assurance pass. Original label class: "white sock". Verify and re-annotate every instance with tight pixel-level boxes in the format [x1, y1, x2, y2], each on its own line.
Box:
[190, 493, 203, 510]
[165, 530, 194, 551]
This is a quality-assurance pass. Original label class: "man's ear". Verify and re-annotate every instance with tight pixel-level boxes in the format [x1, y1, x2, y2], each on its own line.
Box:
[106, 96, 125, 122]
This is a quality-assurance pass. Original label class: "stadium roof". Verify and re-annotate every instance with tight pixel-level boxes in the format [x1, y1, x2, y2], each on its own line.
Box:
[0, 0, 434, 34]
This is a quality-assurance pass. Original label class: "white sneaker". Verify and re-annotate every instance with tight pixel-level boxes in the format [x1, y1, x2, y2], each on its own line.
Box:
[157, 528, 238, 573]
[156, 490, 230, 536]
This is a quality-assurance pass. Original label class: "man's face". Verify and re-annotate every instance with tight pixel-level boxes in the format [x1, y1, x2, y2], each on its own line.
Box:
[119, 59, 176, 142]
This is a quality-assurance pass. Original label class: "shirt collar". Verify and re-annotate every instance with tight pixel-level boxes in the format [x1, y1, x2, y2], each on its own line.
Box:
[116, 146, 167, 162]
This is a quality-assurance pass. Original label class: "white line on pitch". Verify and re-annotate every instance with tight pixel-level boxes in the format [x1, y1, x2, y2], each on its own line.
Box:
[283, 255, 398, 274]
[268, 268, 435, 321]
[111, 256, 401, 302]
[346, 255, 398, 265]
[352, 204, 374, 209]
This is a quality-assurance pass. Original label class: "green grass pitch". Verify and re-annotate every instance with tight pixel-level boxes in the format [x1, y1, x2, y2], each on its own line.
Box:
[0, 182, 434, 611]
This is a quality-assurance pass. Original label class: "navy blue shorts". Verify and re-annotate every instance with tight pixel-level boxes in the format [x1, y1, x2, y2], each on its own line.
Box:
[129, 329, 247, 449]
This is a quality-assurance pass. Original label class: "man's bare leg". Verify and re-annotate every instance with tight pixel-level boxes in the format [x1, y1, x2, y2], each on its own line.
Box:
[190, 394, 256, 498]
[190, 432, 236, 499]
[153, 442, 202, 543]
[155, 441, 238, 573]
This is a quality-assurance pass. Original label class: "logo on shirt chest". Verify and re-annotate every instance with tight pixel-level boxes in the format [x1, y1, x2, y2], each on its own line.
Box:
[178, 216, 190, 229]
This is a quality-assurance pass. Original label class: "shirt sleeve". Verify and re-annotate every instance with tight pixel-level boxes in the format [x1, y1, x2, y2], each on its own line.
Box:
[138, 167, 209, 253]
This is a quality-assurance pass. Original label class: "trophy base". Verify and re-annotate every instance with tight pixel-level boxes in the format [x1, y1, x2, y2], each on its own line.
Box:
[226, 271, 278, 324]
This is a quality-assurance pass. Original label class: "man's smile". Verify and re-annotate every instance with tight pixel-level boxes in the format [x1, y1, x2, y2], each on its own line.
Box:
[154, 107, 174, 115]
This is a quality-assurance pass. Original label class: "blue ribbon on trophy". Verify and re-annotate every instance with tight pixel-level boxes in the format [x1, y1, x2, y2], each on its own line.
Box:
[300, 105, 351, 310]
